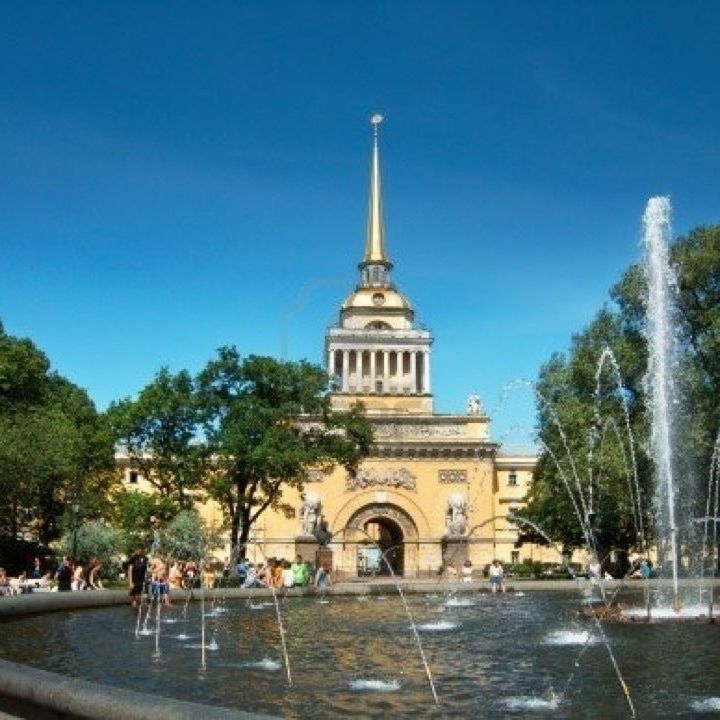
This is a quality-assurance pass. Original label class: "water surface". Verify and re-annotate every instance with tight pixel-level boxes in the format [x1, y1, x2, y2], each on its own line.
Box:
[2, 589, 720, 718]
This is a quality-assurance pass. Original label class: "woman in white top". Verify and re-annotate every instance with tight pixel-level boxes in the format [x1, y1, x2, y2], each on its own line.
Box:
[461, 559, 473, 582]
[72, 563, 86, 591]
[281, 560, 294, 588]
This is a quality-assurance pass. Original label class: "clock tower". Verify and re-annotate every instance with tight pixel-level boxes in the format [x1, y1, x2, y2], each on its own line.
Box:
[326, 115, 433, 415]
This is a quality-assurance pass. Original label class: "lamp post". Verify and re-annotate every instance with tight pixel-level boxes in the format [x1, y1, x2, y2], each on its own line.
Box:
[72, 503, 80, 557]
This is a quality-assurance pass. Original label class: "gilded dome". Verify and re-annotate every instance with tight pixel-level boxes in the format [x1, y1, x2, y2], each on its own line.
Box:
[341, 287, 413, 312]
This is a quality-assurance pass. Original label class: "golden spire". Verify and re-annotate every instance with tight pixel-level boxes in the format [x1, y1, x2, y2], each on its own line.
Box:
[363, 114, 390, 266]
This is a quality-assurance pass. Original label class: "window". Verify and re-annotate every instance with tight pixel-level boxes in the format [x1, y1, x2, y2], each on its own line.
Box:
[128, 470, 139, 484]
[511, 550, 520, 564]
[508, 471, 518, 486]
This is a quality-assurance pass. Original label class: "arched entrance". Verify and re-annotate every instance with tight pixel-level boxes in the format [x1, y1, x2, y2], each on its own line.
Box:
[360, 516, 404, 576]
[344, 503, 419, 578]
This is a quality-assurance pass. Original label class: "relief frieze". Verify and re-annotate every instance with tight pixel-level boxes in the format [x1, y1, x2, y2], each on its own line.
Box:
[438, 469, 468, 483]
[346, 467, 417, 492]
[305, 469, 326, 483]
[373, 423, 467, 439]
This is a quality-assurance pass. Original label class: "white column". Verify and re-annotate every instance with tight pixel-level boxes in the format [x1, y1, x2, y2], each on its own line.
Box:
[342, 350, 349, 392]
[422, 350, 431, 394]
[370, 350, 377, 392]
[327, 348, 334, 379]
[383, 351, 389, 392]
[410, 350, 417, 393]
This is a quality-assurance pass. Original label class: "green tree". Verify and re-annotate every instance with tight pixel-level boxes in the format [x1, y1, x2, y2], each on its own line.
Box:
[155, 509, 223, 563]
[197, 348, 372, 559]
[113, 490, 179, 554]
[519, 309, 652, 565]
[59, 520, 125, 574]
[521, 224, 720, 567]
[0, 322, 115, 543]
[107, 368, 206, 507]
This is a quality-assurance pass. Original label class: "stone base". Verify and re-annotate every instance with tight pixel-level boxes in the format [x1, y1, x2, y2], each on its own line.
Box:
[294, 536, 319, 564]
[442, 537, 469, 568]
[316, 547, 333, 571]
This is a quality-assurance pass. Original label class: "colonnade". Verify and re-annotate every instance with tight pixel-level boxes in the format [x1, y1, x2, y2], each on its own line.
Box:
[328, 347, 430, 394]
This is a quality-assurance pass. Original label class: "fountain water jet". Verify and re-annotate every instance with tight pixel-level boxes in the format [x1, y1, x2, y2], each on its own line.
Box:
[643, 196, 680, 605]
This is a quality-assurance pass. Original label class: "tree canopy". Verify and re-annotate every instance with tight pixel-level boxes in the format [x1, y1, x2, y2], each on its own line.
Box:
[0, 321, 116, 545]
[197, 348, 373, 558]
[108, 347, 373, 559]
[519, 224, 720, 567]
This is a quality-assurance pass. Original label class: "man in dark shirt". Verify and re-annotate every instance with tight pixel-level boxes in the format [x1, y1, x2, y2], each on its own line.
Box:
[57, 556, 73, 592]
[128, 548, 148, 607]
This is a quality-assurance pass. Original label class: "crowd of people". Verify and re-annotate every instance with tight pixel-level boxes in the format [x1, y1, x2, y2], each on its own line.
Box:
[0, 556, 105, 596]
[443, 558, 507, 592]
[122, 550, 332, 606]
[0, 548, 335, 601]
[234, 555, 332, 590]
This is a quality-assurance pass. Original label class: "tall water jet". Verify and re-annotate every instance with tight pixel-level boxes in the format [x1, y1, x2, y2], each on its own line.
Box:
[643, 196, 680, 604]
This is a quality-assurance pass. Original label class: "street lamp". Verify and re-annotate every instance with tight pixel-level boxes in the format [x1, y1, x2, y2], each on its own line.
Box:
[72, 503, 80, 557]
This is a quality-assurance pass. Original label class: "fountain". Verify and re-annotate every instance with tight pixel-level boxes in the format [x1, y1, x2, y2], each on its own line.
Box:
[643, 196, 682, 605]
[2, 196, 720, 718]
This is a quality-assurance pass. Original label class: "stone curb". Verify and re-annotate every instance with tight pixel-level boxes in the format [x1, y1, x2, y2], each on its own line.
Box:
[0, 657, 273, 720]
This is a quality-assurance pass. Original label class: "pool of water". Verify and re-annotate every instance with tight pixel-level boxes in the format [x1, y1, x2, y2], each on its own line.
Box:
[2, 589, 720, 718]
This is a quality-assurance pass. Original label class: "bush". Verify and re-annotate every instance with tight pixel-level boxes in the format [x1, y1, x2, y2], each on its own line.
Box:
[59, 521, 125, 576]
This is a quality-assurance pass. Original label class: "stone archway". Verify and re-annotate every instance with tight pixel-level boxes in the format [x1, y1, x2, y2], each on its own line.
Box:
[344, 503, 419, 578]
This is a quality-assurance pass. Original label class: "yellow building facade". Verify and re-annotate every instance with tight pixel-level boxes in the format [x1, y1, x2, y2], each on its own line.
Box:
[120, 117, 556, 577]
[242, 117, 552, 577]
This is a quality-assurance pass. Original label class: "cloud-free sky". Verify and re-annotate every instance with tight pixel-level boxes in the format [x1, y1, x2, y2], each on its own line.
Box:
[2, 2, 719, 444]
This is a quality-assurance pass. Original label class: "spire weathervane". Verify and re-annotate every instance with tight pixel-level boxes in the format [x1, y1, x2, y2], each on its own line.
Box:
[370, 113, 384, 138]
[363, 113, 390, 268]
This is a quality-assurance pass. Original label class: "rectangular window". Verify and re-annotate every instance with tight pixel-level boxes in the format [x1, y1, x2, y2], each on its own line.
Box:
[511, 550, 520, 564]
[508, 471, 518, 486]
[128, 470, 139, 484]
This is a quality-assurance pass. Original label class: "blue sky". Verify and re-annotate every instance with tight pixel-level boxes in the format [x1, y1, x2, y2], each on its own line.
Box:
[2, 2, 719, 445]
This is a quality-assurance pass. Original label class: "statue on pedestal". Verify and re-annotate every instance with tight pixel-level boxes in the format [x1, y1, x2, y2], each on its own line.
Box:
[300, 492, 321, 536]
[446, 493, 468, 537]
[313, 514, 332, 547]
[466, 392, 483, 416]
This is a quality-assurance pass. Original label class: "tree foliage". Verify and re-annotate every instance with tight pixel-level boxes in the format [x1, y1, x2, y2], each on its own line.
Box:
[520, 224, 720, 563]
[106, 348, 373, 560]
[0, 321, 116, 544]
[155, 509, 223, 563]
[107, 368, 206, 505]
[59, 520, 125, 574]
[197, 348, 373, 558]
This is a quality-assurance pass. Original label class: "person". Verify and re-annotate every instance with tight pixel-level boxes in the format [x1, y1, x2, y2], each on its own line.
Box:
[281, 560, 294, 588]
[128, 548, 148, 607]
[57, 556, 73, 592]
[87, 559, 104, 590]
[169, 561, 183, 589]
[587, 557, 602, 586]
[243, 563, 267, 588]
[445, 561, 458, 582]
[184, 559, 198, 588]
[150, 556, 171, 604]
[291, 555, 309, 587]
[72, 562, 86, 591]
[489, 559, 505, 593]
[271, 559, 284, 588]
[236, 557, 249, 585]
[30, 557, 42, 580]
[202, 564, 216, 589]
[462, 559, 473, 583]
[0, 568, 12, 597]
[641, 558, 653, 579]
[314, 563, 332, 592]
